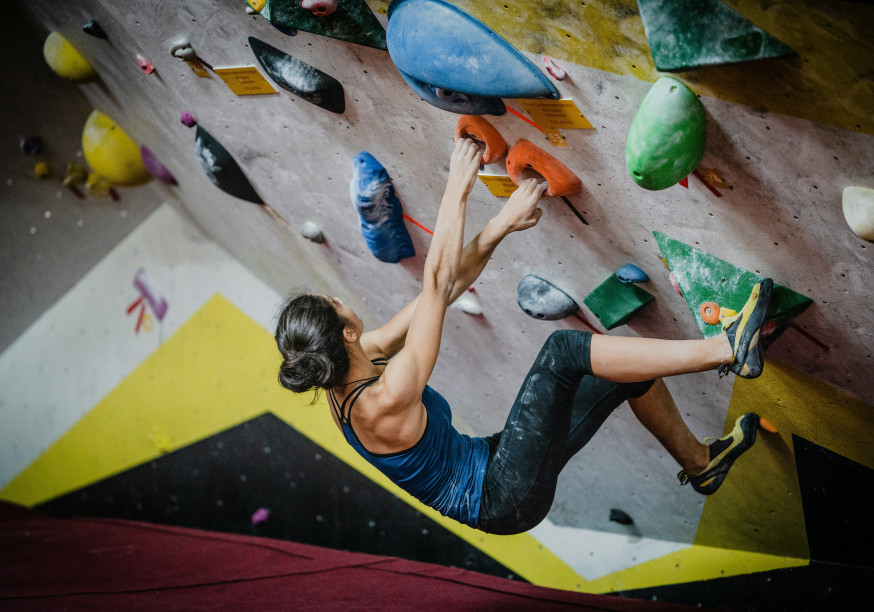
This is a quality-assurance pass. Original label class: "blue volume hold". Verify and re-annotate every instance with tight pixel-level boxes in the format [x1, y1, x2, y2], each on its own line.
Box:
[616, 263, 650, 284]
[396, 69, 506, 116]
[387, 0, 559, 100]
[350, 152, 415, 263]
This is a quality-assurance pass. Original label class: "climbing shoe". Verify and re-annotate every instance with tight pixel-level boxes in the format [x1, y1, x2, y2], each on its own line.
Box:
[678, 413, 759, 495]
[718, 278, 773, 379]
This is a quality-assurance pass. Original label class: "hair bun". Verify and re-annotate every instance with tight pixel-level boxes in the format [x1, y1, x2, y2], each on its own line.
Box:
[279, 351, 334, 393]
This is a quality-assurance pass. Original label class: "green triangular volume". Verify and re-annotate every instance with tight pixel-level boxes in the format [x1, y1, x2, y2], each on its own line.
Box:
[653, 231, 811, 346]
[261, 0, 387, 50]
[637, 0, 796, 71]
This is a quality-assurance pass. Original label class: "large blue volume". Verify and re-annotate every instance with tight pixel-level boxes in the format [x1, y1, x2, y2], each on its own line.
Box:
[350, 152, 415, 263]
[386, 0, 559, 100]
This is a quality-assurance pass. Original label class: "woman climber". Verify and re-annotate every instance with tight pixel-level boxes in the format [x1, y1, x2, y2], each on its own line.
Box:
[275, 138, 772, 535]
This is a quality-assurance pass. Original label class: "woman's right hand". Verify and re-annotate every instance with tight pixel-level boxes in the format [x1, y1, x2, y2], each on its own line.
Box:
[447, 137, 483, 199]
[495, 178, 547, 234]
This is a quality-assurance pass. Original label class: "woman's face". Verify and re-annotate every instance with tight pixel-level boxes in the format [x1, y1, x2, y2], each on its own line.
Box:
[322, 295, 363, 336]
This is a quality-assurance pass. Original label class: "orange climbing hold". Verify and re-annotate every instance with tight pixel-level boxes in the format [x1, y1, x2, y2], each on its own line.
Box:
[455, 115, 508, 165]
[758, 417, 778, 433]
[506, 139, 581, 197]
[700, 301, 720, 325]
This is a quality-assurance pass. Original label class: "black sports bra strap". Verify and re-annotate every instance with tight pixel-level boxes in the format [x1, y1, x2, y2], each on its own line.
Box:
[330, 377, 379, 425]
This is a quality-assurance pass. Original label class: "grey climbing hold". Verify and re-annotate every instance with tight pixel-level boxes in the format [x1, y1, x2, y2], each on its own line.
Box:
[516, 275, 578, 321]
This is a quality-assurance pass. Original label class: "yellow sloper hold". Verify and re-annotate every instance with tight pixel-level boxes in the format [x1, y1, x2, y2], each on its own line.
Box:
[81, 110, 152, 186]
[43, 31, 97, 82]
[0, 294, 587, 592]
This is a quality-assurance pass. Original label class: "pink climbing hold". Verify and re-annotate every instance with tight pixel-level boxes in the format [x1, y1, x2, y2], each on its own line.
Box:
[180, 111, 197, 127]
[251, 507, 271, 525]
[669, 272, 683, 297]
[137, 53, 156, 74]
[301, 0, 338, 17]
[542, 56, 566, 80]
[140, 146, 178, 186]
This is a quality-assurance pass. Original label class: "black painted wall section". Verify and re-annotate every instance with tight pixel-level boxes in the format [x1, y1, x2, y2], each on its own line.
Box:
[37, 414, 519, 581]
[793, 434, 874, 568]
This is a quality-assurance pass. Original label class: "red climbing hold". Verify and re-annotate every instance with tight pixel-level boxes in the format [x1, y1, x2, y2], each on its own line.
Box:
[137, 53, 156, 74]
[301, 0, 338, 17]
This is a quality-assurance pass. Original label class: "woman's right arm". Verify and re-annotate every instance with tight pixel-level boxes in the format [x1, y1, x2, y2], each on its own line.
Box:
[372, 139, 483, 407]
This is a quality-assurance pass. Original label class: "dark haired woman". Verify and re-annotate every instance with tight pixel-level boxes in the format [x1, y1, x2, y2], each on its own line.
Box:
[276, 138, 771, 535]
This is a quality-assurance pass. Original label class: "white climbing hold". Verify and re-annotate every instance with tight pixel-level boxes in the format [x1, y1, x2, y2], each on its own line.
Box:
[300, 221, 325, 243]
[169, 37, 196, 61]
[543, 56, 566, 80]
[450, 291, 482, 315]
[842, 186, 874, 242]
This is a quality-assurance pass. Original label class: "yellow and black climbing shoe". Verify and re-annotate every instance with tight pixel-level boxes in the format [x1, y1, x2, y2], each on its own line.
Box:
[678, 413, 759, 495]
[718, 278, 773, 379]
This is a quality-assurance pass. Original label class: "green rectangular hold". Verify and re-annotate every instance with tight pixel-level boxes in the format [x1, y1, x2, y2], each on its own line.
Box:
[584, 275, 655, 330]
[653, 231, 812, 347]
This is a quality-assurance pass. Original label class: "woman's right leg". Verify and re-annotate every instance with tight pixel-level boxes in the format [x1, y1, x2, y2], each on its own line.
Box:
[589, 334, 732, 383]
[589, 278, 773, 383]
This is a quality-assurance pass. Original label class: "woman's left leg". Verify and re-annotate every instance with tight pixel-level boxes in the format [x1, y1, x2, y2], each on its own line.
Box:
[477, 330, 653, 535]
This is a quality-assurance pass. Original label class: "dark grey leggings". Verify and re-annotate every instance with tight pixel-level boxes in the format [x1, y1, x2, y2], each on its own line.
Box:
[476, 330, 654, 535]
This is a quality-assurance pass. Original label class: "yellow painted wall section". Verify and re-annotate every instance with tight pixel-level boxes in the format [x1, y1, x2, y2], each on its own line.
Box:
[694, 358, 874, 557]
[0, 294, 587, 593]
[369, 0, 874, 134]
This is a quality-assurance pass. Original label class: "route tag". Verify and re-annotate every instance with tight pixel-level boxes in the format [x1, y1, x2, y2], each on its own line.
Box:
[478, 175, 518, 197]
[213, 65, 277, 95]
[543, 127, 569, 148]
[519, 99, 593, 130]
[187, 59, 211, 78]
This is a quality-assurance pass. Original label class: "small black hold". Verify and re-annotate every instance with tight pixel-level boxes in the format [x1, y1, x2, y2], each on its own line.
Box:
[20, 136, 43, 156]
[82, 19, 108, 39]
[609, 508, 634, 525]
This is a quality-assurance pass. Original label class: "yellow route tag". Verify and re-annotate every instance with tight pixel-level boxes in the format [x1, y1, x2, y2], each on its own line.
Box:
[478, 175, 518, 197]
[543, 127, 569, 148]
[519, 99, 593, 130]
[213, 65, 277, 96]
[187, 59, 211, 78]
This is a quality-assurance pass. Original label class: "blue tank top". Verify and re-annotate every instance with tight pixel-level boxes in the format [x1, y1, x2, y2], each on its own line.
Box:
[330, 381, 489, 527]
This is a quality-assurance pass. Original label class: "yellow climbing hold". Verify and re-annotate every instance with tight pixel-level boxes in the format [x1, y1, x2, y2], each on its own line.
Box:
[34, 162, 51, 178]
[247, 0, 266, 12]
[82, 110, 152, 187]
[43, 31, 97, 82]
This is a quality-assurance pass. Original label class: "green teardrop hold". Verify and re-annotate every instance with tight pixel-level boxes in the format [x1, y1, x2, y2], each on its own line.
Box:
[625, 77, 705, 191]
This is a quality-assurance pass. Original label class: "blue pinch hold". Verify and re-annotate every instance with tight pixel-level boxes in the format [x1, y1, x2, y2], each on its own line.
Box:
[350, 152, 415, 263]
[616, 263, 649, 284]
[387, 0, 559, 101]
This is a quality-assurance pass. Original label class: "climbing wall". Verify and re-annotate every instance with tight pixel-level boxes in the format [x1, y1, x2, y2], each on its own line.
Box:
[3, 0, 873, 608]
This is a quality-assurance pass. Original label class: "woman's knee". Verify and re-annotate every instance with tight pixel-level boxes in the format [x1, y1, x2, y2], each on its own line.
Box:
[539, 330, 593, 376]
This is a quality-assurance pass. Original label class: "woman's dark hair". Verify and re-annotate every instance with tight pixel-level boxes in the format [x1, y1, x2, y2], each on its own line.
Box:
[275, 293, 350, 395]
